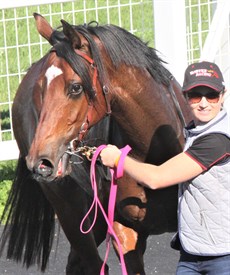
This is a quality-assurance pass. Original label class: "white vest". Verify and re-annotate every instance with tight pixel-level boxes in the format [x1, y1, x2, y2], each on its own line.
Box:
[178, 109, 230, 255]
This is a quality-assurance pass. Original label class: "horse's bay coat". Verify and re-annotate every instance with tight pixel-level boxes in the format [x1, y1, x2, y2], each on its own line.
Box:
[0, 13, 193, 275]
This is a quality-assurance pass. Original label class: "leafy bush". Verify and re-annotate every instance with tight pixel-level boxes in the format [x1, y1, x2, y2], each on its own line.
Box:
[0, 180, 12, 218]
[0, 160, 17, 218]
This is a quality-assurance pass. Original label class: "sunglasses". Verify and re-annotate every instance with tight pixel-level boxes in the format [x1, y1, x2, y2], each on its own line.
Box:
[186, 91, 222, 104]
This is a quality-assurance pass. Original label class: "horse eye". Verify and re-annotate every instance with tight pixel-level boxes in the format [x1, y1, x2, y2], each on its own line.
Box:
[68, 83, 84, 97]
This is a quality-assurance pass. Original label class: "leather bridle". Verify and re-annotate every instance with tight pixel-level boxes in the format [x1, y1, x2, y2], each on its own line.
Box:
[69, 49, 112, 150]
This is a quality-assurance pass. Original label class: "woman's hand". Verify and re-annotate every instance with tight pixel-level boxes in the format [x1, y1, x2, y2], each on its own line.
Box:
[100, 144, 121, 168]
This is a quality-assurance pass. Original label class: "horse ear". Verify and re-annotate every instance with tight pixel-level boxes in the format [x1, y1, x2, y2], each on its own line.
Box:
[61, 19, 81, 49]
[33, 13, 54, 43]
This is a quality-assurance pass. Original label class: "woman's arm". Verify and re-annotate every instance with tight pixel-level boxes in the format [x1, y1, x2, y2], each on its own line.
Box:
[100, 145, 203, 189]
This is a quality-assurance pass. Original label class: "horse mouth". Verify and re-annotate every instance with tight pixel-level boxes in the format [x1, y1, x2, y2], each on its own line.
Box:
[34, 153, 71, 182]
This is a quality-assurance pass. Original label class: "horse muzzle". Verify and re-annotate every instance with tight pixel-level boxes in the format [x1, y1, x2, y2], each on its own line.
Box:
[26, 153, 71, 182]
[35, 159, 54, 178]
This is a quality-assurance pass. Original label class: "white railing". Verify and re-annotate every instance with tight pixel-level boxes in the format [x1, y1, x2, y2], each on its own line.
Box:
[0, 0, 71, 9]
[153, 0, 187, 85]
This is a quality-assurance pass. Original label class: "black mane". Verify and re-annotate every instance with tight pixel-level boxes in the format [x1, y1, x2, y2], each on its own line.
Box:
[51, 22, 171, 99]
[86, 24, 171, 85]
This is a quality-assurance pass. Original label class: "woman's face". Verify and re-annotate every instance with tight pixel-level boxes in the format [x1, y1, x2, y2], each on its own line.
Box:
[186, 86, 224, 124]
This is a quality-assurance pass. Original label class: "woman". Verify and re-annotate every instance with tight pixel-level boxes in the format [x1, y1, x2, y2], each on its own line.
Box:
[100, 61, 230, 274]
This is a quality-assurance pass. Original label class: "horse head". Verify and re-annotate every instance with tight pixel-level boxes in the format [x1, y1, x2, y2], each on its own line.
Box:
[26, 14, 109, 182]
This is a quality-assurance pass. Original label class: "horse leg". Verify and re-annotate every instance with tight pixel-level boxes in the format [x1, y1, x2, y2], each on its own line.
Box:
[110, 174, 148, 274]
[66, 246, 109, 275]
[39, 177, 108, 275]
[66, 247, 83, 274]
[112, 222, 147, 275]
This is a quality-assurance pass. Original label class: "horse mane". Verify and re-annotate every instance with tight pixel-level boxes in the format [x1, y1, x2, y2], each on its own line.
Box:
[51, 22, 171, 99]
[83, 23, 171, 86]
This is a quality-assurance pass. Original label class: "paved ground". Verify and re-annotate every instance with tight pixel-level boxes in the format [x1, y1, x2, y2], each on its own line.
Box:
[0, 225, 179, 275]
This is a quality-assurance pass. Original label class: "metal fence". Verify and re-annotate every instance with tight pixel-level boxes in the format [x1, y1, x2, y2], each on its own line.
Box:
[0, 0, 229, 161]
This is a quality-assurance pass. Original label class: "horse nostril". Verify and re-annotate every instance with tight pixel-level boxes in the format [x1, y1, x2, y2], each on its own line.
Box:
[35, 159, 54, 178]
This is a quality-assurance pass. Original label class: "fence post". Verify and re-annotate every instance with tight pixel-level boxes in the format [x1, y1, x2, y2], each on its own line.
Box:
[153, 0, 187, 85]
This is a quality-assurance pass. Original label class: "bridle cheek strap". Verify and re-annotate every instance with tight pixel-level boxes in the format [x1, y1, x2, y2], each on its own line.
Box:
[78, 104, 93, 141]
[75, 49, 98, 90]
[72, 49, 111, 146]
[76, 49, 111, 113]
[67, 49, 96, 149]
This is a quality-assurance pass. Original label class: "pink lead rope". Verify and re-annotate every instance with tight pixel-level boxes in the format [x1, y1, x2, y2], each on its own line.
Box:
[80, 144, 132, 275]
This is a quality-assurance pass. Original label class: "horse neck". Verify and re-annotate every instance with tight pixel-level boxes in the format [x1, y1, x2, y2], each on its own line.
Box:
[171, 78, 194, 124]
[108, 67, 183, 159]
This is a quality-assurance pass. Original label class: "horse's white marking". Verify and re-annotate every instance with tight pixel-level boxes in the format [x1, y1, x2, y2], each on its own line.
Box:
[45, 65, 63, 87]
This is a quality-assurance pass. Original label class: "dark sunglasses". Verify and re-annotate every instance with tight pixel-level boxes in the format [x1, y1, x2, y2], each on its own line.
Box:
[186, 91, 222, 104]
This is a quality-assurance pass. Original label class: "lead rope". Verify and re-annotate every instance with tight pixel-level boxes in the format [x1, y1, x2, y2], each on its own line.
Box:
[80, 144, 131, 275]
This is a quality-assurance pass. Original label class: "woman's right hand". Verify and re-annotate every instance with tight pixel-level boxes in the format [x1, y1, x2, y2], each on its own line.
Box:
[100, 144, 121, 168]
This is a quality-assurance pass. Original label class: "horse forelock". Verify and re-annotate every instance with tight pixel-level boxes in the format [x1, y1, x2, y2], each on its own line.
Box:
[51, 37, 96, 100]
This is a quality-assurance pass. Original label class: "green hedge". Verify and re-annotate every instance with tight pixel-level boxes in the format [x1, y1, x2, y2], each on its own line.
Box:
[0, 160, 16, 218]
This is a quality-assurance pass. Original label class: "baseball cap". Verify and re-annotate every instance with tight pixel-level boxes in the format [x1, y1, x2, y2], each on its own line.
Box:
[182, 61, 225, 93]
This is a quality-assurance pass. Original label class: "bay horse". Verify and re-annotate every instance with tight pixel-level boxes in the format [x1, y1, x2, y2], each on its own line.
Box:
[0, 13, 192, 274]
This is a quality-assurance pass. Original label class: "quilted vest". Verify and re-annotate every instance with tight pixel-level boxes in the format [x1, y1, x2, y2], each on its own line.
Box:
[178, 109, 230, 255]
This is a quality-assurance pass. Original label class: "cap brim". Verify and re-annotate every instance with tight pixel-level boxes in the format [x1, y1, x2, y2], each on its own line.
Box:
[182, 82, 222, 92]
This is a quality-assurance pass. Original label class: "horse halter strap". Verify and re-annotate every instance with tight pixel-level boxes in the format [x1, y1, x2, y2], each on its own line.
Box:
[75, 49, 98, 91]
[75, 49, 111, 113]
[74, 49, 111, 146]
